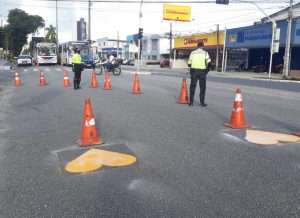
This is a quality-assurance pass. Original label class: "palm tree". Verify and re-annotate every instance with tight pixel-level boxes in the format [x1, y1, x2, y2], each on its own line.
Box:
[45, 25, 57, 43]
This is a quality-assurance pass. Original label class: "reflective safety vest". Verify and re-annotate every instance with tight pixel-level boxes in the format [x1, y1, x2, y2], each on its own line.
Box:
[73, 53, 81, 64]
[188, 48, 211, 69]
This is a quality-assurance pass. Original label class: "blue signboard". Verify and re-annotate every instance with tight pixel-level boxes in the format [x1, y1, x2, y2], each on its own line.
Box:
[226, 19, 300, 48]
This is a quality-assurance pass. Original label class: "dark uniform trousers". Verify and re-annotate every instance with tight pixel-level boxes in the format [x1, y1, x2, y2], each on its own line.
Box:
[73, 64, 82, 89]
[190, 68, 207, 104]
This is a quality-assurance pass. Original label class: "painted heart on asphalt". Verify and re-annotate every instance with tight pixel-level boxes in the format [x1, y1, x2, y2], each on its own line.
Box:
[65, 148, 137, 173]
[245, 130, 300, 145]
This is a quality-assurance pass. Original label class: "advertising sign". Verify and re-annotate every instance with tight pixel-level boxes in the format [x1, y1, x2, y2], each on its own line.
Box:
[163, 4, 191, 22]
[174, 32, 225, 49]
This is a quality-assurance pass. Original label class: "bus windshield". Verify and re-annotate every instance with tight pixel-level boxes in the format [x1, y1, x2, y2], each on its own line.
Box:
[38, 46, 56, 56]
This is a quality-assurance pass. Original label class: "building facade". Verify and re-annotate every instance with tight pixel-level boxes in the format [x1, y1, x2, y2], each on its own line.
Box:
[92, 37, 125, 60]
[77, 18, 86, 41]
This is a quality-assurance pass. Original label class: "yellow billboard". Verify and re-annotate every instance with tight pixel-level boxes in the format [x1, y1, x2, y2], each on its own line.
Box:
[163, 4, 191, 22]
[174, 32, 225, 49]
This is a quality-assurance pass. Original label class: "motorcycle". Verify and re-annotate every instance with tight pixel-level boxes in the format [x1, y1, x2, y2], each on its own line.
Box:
[94, 59, 121, 76]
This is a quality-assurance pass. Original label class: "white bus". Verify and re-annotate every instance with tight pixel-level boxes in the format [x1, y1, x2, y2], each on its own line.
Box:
[33, 42, 57, 65]
[58, 41, 92, 66]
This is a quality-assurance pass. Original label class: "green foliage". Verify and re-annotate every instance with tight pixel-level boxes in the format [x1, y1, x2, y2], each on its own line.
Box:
[45, 25, 57, 43]
[5, 9, 44, 55]
[0, 27, 5, 48]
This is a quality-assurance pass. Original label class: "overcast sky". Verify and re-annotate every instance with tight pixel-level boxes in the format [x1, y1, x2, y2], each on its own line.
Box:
[0, 0, 295, 43]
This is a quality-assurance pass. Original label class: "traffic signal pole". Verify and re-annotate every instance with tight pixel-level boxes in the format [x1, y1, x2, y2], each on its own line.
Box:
[137, 0, 144, 74]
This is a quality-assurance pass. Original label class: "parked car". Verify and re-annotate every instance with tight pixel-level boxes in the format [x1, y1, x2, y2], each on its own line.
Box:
[17, 55, 33, 67]
[160, 59, 170, 68]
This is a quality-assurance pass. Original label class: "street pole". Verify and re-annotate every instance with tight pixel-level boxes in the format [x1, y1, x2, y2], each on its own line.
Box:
[88, 0, 91, 44]
[137, 0, 143, 73]
[56, 0, 58, 45]
[169, 22, 172, 68]
[216, 24, 219, 71]
[221, 28, 227, 73]
[117, 30, 119, 58]
[283, 0, 293, 79]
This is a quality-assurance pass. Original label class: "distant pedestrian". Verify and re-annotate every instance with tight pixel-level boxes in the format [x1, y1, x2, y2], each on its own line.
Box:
[72, 49, 83, 90]
[187, 42, 211, 107]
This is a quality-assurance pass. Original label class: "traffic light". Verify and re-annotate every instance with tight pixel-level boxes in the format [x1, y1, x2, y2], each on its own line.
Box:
[138, 28, 143, 39]
[216, 0, 229, 4]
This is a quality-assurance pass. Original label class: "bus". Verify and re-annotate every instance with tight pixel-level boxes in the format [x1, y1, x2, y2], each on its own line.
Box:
[33, 42, 57, 65]
[58, 41, 94, 68]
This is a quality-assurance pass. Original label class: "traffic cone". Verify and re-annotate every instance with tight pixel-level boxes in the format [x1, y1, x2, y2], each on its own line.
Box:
[103, 71, 112, 90]
[39, 71, 47, 86]
[14, 72, 22, 86]
[177, 78, 189, 104]
[131, 73, 142, 94]
[77, 97, 104, 147]
[90, 70, 98, 88]
[63, 70, 71, 87]
[224, 88, 250, 129]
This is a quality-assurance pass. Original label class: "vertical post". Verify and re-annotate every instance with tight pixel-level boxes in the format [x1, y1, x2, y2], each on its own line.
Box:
[88, 0, 91, 44]
[169, 22, 172, 68]
[117, 30, 119, 58]
[137, 0, 143, 73]
[56, 0, 58, 44]
[216, 24, 219, 71]
[283, 0, 293, 78]
[221, 28, 227, 73]
[268, 23, 276, 78]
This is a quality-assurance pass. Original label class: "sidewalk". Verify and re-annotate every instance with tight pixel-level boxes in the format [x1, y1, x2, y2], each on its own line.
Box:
[123, 65, 300, 83]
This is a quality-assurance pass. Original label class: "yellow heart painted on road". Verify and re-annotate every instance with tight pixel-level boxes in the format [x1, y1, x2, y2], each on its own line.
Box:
[65, 148, 137, 173]
[245, 130, 300, 145]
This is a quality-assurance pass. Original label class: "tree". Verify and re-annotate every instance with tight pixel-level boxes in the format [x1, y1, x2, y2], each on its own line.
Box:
[5, 9, 44, 55]
[45, 25, 57, 43]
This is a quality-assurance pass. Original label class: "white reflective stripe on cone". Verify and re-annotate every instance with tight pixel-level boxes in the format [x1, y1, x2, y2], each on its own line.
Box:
[85, 118, 96, 126]
[235, 93, 242, 102]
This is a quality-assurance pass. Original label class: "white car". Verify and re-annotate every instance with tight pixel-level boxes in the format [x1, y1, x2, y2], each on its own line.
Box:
[17, 55, 33, 67]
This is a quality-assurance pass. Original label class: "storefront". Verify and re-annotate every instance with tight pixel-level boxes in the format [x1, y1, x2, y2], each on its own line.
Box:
[225, 19, 300, 75]
[173, 31, 225, 69]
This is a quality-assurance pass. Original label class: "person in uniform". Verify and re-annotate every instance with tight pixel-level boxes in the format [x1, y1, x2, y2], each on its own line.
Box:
[187, 42, 211, 107]
[72, 49, 83, 90]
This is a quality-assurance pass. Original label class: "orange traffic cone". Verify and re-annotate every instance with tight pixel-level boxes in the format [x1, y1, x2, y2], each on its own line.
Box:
[63, 70, 71, 87]
[224, 88, 250, 129]
[77, 97, 104, 147]
[14, 72, 22, 86]
[39, 71, 47, 86]
[131, 73, 142, 94]
[103, 71, 112, 90]
[177, 78, 189, 104]
[90, 70, 98, 88]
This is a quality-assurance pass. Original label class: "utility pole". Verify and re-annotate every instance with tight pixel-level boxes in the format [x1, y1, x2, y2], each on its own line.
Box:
[221, 28, 227, 73]
[56, 0, 58, 45]
[216, 24, 219, 71]
[169, 22, 172, 68]
[117, 30, 119, 58]
[283, 0, 293, 79]
[88, 0, 91, 44]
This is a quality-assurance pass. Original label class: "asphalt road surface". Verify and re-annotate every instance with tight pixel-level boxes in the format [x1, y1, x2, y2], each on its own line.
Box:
[1, 65, 300, 217]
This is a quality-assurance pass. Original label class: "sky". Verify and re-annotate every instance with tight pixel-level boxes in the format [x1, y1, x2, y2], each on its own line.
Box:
[0, 0, 296, 43]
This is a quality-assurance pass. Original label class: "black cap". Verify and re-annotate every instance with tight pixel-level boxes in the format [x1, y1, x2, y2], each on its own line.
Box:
[197, 42, 204, 47]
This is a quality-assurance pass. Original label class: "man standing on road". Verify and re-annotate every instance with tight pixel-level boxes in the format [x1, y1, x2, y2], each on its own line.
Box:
[72, 49, 83, 90]
[188, 42, 211, 107]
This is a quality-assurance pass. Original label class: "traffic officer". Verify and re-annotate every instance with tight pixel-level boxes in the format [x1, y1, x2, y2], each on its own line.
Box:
[188, 42, 211, 107]
[72, 49, 83, 90]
